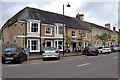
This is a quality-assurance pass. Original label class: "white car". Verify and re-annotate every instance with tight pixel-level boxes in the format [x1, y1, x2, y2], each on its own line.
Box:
[98, 46, 111, 54]
[42, 47, 60, 60]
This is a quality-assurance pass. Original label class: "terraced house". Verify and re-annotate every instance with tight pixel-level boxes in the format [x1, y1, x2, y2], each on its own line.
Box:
[1, 7, 119, 53]
[1, 7, 92, 53]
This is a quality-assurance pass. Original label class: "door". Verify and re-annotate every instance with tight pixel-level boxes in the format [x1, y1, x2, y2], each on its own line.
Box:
[73, 43, 76, 52]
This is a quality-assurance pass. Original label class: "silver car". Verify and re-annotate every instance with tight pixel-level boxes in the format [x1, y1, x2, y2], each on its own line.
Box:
[110, 45, 120, 52]
[42, 47, 60, 60]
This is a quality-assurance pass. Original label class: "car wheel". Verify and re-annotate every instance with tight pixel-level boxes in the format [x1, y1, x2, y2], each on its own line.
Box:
[19, 57, 23, 63]
[108, 52, 110, 54]
[57, 57, 60, 60]
[42, 58, 46, 61]
[2, 60, 5, 64]
[100, 51, 102, 54]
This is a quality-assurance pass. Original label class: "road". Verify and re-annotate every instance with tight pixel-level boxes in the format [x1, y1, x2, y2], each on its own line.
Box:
[2, 52, 118, 78]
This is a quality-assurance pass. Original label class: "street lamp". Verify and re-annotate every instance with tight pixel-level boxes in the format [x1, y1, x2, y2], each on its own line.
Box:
[63, 3, 71, 55]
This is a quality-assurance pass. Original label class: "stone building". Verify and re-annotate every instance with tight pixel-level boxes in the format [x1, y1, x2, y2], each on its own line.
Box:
[2, 7, 91, 53]
[76, 13, 118, 47]
[1, 7, 118, 53]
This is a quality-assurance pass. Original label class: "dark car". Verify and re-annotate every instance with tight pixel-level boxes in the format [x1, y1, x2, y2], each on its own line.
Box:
[82, 47, 99, 56]
[1, 47, 27, 64]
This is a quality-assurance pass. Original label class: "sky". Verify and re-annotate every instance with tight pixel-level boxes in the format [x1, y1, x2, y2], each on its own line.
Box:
[0, 0, 119, 31]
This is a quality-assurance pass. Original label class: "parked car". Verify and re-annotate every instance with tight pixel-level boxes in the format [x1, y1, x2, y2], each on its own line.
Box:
[98, 46, 111, 54]
[42, 47, 60, 60]
[82, 47, 99, 56]
[110, 45, 120, 52]
[1, 47, 27, 64]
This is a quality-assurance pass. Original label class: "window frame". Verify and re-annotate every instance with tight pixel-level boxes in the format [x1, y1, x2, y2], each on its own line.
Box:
[27, 20, 40, 34]
[45, 27, 52, 35]
[72, 31, 76, 37]
[27, 39, 40, 52]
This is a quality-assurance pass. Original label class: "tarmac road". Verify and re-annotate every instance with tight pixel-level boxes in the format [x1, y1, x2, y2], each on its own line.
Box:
[2, 52, 118, 78]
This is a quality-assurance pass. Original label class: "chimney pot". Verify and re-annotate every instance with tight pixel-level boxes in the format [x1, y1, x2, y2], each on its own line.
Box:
[113, 27, 115, 31]
[105, 23, 110, 29]
[76, 13, 84, 21]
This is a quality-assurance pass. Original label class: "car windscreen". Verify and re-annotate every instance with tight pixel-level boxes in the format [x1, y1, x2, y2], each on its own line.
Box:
[5, 48, 16, 52]
[44, 47, 57, 51]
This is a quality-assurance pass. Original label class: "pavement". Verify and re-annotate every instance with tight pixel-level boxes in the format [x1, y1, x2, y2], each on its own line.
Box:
[28, 52, 82, 60]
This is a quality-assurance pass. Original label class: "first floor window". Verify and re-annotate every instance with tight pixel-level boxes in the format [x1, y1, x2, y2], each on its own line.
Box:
[31, 23, 38, 32]
[82, 32, 87, 38]
[72, 31, 76, 37]
[58, 26, 63, 34]
[45, 27, 52, 35]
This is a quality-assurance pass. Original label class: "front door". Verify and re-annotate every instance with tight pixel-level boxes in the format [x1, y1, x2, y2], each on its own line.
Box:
[73, 43, 76, 52]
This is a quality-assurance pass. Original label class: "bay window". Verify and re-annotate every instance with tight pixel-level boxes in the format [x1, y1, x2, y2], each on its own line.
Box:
[27, 20, 40, 33]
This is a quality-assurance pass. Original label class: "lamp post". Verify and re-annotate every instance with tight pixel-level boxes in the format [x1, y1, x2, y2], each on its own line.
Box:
[63, 3, 71, 55]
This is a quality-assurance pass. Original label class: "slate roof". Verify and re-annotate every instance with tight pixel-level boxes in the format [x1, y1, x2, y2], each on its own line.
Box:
[2, 7, 91, 32]
[85, 21, 113, 32]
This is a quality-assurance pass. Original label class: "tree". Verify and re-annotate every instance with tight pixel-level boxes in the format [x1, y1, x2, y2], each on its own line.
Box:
[95, 33, 111, 46]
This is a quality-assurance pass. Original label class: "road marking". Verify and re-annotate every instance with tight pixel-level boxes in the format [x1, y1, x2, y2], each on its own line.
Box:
[113, 57, 118, 59]
[31, 63, 40, 65]
[8, 64, 22, 67]
[77, 63, 90, 67]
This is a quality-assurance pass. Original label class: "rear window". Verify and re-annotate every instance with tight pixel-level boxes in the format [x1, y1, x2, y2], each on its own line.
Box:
[5, 48, 16, 52]
[89, 47, 96, 50]
[104, 46, 109, 48]
[115, 45, 119, 47]
[44, 47, 57, 51]
[98, 47, 103, 49]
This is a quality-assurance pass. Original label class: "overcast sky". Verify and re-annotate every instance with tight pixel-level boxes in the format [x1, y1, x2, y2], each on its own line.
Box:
[0, 0, 119, 31]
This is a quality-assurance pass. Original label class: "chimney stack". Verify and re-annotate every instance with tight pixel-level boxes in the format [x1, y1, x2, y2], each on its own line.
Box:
[76, 13, 84, 21]
[105, 23, 110, 29]
[113, 27, 115, 31]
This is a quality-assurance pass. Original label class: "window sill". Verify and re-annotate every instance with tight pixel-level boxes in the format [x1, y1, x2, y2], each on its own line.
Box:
[45, 34, 52, 35]
[27, 32, 40, 34]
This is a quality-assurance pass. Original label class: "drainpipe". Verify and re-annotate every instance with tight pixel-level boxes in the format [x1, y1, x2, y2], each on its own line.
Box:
[40, 23, 42, 54]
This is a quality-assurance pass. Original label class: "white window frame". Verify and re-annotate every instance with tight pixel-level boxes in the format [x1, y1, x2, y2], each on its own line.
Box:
[27, 39, 40, 52]
[72, 31, 76, 37]
[45, 40, 53, 47]
[45, 27, 52, 35]
[54, 40, 63, 51]
[27, 19, 40, 34]
[82, 32, 87, 38]
[94, 31, 96, 36]
[54, 23, 64, 35]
